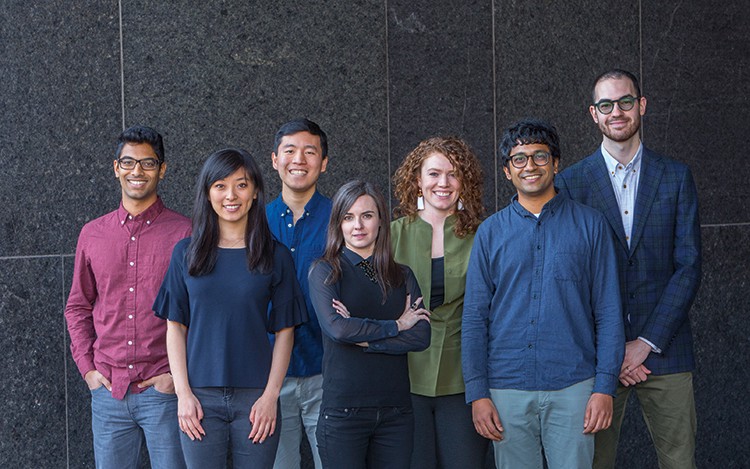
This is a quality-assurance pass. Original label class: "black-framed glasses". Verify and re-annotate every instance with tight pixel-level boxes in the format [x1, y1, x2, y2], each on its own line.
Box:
[117, 157, 162, 171]
[508, 151, 551, 169]
[593, 96, 640, 115]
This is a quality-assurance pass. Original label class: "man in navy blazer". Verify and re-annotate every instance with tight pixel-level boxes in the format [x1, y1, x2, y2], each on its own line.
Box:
[556, 69, 701, 469]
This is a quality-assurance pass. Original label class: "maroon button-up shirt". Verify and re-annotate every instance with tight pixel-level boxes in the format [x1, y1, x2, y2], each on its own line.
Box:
[65, 197, 191, 399]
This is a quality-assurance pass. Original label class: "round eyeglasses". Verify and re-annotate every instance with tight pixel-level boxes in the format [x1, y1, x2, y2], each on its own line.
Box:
[508, 151, 551, 169]
[593, 96, 639, 115]
[117, 157, 162, 171]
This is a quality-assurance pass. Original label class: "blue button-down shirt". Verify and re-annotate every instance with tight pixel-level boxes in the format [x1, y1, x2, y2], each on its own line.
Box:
[461, 193, 624, 402]
[267, 191, 332, 377]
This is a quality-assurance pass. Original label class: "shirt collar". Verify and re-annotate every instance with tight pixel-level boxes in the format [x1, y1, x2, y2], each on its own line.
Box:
[509, 191, 563, 219]
[273, 190, 325, 218]
[117, 197, 165, 227]
[601, 142, 644, 175]
[342, 246, 373, 265]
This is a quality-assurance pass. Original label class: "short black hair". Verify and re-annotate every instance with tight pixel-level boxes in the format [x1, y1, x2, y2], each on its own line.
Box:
[499, 118, 561, 167]
[273, 118, 328, 157]
[592, 69, 641, 102]
[115, 125, 165, 162]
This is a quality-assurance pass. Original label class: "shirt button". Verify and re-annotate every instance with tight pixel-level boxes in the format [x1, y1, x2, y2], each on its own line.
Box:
[127, 341, 133, 345]
[128, 314, 133, 319]
[536, 245, 541, 250]
[290, 247, 296, 252]
[624, 210, 629, 215]
[287, 223, 292, 228]
[131, 236, 136, 241]
[623, 184, 627, 189]
[528, 344, 533, 349]
[128, 364, 134, 369]
[146, 220, 151, 225]
[130, 261, 135, 266]
[129, 287, 134, 292]
[128, 215, 133, 220]
[121, 220, 125, 225]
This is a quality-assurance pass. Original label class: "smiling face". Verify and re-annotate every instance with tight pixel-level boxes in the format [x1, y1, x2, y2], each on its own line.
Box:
[590, 76, 647, 144]
[503, 143, 558, 207]
[208, 168, 258, 228]
[272, 131, 328, 198]
[341, 195, 380, 258]
[418, 152, 461, 216]
[113, 142, 166, 213]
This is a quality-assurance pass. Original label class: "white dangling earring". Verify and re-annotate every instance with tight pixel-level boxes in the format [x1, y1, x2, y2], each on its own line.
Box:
[457, 199, 464, 211]
[417, 191, 425, 211]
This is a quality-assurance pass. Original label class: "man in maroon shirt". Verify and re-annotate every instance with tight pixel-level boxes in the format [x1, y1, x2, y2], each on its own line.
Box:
[65, 125, 191, 468]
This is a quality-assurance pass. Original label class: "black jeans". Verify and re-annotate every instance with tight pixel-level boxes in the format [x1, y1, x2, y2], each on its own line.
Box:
[316, 406, 414, 469]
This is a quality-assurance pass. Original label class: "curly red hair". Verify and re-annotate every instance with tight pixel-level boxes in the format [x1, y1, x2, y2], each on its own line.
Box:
[393, 136, 484, 238]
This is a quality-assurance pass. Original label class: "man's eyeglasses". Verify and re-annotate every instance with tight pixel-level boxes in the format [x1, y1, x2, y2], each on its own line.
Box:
[593, 96, 640, 115]
[117, 157, 162, 171]
[508, 151, 551, 169]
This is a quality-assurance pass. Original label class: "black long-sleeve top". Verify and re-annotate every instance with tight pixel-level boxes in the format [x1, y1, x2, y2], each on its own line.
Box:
[308, 247, 431, 408]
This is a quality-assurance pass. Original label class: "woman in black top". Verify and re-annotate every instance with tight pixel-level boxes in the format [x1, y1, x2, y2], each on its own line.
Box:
[308, 180, 431, 469]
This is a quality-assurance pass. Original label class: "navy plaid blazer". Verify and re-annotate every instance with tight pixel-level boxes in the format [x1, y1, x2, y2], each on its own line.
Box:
[556, 146, 701, 375]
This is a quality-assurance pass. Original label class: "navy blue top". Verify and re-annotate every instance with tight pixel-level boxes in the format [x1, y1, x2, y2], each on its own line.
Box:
[461, 193, 624, 402]
[266, 191, 332, 377]
[153, 238, 308, 388]
[309, 248, 431, 408]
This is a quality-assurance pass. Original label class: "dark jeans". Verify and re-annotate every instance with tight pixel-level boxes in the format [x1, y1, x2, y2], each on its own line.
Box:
[410, 393, 489, 469]
[316, 406, 414, 469]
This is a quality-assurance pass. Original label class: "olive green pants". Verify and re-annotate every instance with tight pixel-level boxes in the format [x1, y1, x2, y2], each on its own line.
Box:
[593, 372, 696, 469]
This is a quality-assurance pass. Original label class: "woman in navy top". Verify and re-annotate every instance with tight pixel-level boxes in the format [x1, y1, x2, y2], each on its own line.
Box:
[308, 180, 431, 469]
[154, 148, 307, 468]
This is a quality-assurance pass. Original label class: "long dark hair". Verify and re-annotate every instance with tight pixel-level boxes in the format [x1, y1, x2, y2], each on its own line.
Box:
[321, 180, 404, 302]
[187, 148, 274, 276]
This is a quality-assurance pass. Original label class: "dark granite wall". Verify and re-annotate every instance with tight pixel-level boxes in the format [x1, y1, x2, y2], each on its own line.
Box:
[1, 1, 747, 467]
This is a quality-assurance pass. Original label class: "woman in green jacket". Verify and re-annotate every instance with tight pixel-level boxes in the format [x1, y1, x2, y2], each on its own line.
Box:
[391, 137, 487, 468]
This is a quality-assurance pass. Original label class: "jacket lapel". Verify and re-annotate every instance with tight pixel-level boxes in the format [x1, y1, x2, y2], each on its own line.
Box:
[586, 152, 629, 251]
[630, 149, 664, 254]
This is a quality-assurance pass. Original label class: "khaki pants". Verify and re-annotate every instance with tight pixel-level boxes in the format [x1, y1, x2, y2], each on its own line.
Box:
[593, 372, 696, 469]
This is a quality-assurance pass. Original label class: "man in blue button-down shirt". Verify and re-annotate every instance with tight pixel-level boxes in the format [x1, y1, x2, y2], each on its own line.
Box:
[462, 119, 624, 469]
[266, 118, 332, 469]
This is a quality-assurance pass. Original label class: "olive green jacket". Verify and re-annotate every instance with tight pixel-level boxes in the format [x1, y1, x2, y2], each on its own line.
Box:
[391, 215, 474, 397]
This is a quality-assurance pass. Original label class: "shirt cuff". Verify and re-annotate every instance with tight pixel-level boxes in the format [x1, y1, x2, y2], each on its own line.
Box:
[464, 379, 490, 404]
[593, 373, 619, 397]
[637, 336, 661, 354]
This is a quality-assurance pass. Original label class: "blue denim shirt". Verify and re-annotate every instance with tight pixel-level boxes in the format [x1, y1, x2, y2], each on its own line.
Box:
[462, 193, 624, 402]
[267, 191, 332, 377]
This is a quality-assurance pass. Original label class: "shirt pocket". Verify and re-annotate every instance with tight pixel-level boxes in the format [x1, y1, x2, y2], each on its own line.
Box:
[553, 251, 588, 282]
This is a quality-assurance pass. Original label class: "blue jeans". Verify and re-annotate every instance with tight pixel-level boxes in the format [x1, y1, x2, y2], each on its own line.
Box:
[180, 387, 280, 469]
[274, 375, 323, 469]
[316, 406, 414, 469]
[90, 385, 185, 469]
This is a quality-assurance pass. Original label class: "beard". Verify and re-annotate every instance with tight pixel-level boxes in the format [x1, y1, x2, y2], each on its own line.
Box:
[598, 115, 641, 142]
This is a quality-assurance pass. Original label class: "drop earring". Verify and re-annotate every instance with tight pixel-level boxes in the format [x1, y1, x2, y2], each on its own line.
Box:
[417, 190, 425, 211]
[457, 199, 464, 211]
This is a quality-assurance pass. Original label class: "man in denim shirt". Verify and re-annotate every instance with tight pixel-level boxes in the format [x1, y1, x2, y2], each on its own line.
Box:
[462, 119, 624, 469]
[266, 118, 332, 469]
